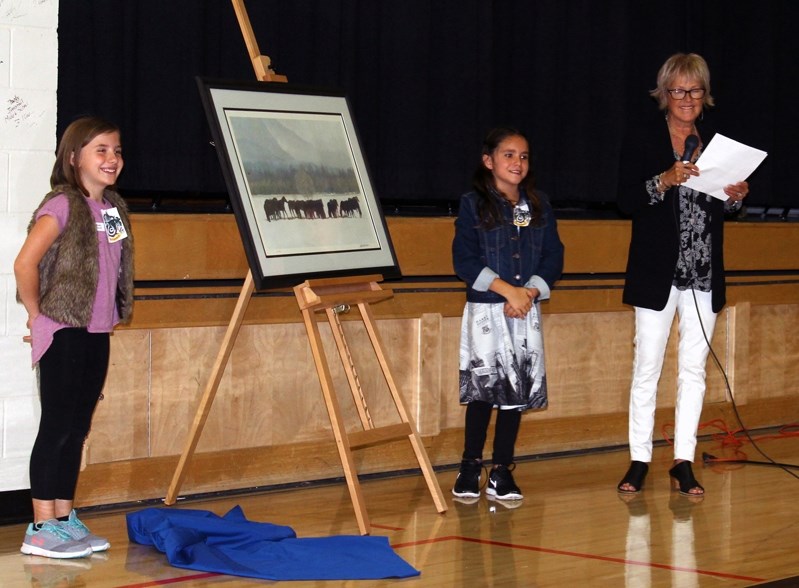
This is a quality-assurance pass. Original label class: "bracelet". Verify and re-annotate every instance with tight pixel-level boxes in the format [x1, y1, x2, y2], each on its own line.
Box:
[655, 172, 667, 193]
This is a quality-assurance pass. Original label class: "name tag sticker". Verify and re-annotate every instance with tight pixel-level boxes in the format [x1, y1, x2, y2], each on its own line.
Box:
[101, 207, 128, 243]
[513, 203, 531, 227]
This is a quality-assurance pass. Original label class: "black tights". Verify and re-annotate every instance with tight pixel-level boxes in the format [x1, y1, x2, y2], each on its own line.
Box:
[29, 328, 109, 501]
[462, 400, 522, 466]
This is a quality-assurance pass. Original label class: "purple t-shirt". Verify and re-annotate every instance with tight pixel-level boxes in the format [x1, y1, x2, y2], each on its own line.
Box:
[30, 194, 124, 364]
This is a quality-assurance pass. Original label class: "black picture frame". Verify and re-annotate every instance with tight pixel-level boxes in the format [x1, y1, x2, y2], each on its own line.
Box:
[196, 77, 401, 290]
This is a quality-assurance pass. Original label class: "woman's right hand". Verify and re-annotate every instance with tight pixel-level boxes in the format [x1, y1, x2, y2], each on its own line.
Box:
[662, 161, 698, 189]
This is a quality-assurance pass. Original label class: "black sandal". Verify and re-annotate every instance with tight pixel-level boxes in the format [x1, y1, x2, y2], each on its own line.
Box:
[617, 461, 649, 494]
[669, 461, 705, 496]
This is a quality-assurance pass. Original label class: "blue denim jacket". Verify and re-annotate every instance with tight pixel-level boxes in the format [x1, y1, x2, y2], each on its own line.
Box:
[452, 190, 564, 303]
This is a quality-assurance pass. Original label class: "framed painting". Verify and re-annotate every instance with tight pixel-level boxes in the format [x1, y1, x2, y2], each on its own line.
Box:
[196, 77, 401, 289]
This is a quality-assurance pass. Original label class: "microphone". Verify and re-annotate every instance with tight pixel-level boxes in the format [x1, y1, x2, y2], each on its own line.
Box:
[681, 134, 699, 163]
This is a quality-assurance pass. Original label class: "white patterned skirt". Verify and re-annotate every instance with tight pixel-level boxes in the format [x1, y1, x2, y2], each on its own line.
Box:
[458, 301, 548, 411]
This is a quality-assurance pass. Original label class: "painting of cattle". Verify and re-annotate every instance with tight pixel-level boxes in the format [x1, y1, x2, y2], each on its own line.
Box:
[198, 78, 399, 289]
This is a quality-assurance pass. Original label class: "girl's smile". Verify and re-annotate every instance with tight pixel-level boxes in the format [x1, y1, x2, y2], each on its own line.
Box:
[482, 135, 529, 198]
[73, 131, 123, 200]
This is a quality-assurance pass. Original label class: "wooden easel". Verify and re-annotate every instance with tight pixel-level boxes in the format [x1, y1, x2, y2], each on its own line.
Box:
[165, 0, 277, 506]
[295, 276, 447, 534]
[230, 0, 287, 83]
[165, 0, 446, 535]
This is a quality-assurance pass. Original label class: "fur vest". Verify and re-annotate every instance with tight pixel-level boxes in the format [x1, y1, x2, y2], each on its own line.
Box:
[21, 184, 134, 326]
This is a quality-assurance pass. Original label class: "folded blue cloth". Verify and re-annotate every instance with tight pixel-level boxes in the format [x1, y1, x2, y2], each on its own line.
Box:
[126, 506, 420, 581]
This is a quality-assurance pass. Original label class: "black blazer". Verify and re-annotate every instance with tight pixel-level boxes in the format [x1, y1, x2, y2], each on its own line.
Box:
[618, 112, 727, 313]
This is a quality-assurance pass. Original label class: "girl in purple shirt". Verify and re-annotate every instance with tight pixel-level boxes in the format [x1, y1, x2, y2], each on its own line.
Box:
[14, 116, 134, 559]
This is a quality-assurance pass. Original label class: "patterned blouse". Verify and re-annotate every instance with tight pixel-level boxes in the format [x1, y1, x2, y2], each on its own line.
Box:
[645, 148, 742, 293]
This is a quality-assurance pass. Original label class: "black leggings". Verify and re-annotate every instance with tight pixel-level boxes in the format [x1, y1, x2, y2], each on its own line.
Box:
[29, 328, 110, 501]
[462, 400, 522, 466]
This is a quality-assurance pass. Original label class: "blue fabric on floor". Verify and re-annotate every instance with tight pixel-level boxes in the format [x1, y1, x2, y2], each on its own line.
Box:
[126, 506, 420, 581]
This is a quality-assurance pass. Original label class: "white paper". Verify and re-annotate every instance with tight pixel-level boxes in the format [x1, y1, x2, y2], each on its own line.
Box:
[682, 133, 767, 200]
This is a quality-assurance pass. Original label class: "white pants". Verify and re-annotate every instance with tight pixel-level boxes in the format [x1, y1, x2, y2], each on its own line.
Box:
[629, 286, 717, 463]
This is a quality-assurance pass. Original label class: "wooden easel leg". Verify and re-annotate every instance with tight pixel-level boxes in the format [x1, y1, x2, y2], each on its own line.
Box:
[299, 307, 371, 534]
[326, 307, 373, 429]
[164, 271, 255, 505]
[358, 303, 448, 514]
[294, 277, 446, 529]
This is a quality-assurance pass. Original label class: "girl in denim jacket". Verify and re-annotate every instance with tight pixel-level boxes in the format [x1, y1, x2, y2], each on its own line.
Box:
[451, 127, 563, 502]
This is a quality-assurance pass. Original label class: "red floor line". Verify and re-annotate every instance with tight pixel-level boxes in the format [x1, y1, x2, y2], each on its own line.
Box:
[371, 523, 405, 531]
[115, 571, 220, 587]
[392, 535, 458, 549]
[114, 534, 767, 587]
[393, 535, 765, 583]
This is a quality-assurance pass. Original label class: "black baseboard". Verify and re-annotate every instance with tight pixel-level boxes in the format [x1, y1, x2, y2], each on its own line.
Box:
[0, 490, 33, 526]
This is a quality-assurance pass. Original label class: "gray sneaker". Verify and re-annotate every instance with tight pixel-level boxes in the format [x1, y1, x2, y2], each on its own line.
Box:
[58, 510, 110, 552]
[20, 520, 92, 559]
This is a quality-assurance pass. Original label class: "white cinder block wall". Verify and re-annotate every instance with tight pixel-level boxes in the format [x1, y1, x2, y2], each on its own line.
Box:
[0, 0, 59, 492]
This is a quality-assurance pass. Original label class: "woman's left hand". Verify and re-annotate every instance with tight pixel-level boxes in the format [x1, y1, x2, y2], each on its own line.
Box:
[724, 181, 749, 203]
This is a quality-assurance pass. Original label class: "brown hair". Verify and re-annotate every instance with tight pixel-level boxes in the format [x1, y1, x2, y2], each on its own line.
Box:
[50, 116, 121, 196]
[472, 126, 542, 228]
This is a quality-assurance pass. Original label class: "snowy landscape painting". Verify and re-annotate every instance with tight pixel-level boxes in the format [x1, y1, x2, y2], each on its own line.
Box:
[198, 78, 399, 289]
[226, 111, 380, 257]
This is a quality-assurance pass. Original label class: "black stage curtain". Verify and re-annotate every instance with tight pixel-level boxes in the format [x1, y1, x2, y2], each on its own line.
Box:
[57, 1, 799, 210]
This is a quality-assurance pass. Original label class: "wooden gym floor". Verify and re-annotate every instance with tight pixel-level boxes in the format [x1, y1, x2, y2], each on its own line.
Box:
[0, 434, 797, 587]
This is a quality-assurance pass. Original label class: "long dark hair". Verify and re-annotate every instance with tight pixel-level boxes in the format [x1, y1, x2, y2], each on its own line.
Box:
[51, 116, 121, 197]
[472, 126, 541, 228]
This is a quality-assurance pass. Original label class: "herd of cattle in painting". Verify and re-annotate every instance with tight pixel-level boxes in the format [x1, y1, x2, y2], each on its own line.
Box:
[263, 195, 362, 221]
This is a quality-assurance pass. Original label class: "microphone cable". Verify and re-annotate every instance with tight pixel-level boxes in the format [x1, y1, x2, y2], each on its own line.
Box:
[690, 284, 799, 479]
[670, 172, 799, 479]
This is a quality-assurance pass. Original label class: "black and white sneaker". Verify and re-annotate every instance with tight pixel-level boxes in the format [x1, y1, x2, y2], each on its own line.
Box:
[452, 459, 483, 498]
[486, 464, 523, 500]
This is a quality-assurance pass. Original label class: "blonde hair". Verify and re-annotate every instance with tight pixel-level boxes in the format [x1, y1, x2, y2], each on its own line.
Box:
[649, 53, 715, 110]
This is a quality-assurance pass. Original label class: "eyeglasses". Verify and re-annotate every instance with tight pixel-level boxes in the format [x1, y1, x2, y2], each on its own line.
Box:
[667, 87, 706, 100]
